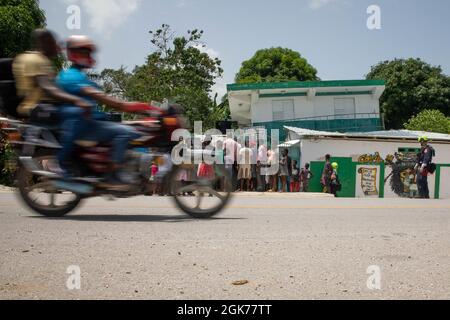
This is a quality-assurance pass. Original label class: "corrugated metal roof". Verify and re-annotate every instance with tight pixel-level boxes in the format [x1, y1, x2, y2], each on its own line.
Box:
[284, 126, 450, 142]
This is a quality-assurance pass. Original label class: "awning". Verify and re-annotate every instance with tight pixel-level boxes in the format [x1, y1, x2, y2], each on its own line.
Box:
[284, 126, 450, 142]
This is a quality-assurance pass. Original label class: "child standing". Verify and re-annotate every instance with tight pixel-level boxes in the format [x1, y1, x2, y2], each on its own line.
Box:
[197, 137, 215, 181]
[149, 161, 159, 195]
[290, 160, 300, 192]
[330, 162, 341, 197]
[300, 163, 313, 192]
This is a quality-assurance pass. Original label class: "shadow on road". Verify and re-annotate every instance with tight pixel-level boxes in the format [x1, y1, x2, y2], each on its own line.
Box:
[29, 214, 245, 223]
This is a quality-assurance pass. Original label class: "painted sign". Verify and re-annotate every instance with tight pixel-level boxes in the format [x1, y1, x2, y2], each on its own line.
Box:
[358, 167, 379, 196]
[356, 165, 380, 198]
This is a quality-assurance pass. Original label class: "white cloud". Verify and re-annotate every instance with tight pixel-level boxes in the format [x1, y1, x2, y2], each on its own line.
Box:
[193, 44, 220, 60]
[176, 0, 187, 9]
[64, 0, 142, 36]
[212, 78, 228, 100]
[192, 44, 226, 98]
[308, 0, 339, 10]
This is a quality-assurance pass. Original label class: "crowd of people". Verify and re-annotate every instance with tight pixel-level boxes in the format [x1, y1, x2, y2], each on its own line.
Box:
[147, 136, 316, 195]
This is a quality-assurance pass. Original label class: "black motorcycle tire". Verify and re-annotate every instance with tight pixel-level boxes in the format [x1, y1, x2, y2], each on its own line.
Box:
[169, 165, 232, 219]
[17, 161, 83, 218]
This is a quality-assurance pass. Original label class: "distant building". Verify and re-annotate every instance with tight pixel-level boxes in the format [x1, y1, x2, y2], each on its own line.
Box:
[227, 80, 386, 140]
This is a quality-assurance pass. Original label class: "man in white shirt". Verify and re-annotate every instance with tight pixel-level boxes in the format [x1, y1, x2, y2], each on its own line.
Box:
[237, 140, 253, 191]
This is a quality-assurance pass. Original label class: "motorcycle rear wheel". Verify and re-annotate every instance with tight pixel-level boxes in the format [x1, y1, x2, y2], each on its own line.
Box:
[17, 156, 83, 217]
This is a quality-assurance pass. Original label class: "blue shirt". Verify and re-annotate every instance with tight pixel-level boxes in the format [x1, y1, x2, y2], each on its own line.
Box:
[57, 67, 106, 120]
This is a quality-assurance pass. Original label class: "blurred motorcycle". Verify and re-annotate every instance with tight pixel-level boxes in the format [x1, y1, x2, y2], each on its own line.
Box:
[0, 59, 232, 219]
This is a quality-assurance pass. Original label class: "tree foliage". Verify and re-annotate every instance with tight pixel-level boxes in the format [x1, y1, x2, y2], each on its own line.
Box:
[100, 24, 226, 129]
[404, 109, 450, 134]
[366, 58, 450, 130]
[235, 47, 319, 83]
[0, 0, 46, 58]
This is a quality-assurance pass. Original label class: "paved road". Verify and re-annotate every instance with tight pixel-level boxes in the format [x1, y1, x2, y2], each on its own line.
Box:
[0, 191, 449, 300]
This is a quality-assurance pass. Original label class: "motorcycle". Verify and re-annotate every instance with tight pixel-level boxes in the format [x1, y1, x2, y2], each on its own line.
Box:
[0, 105, 232, 219]
[1, 57, 231, 218]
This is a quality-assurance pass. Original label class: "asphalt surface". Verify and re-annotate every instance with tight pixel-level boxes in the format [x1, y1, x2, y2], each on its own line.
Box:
[0, 191, 449, 300]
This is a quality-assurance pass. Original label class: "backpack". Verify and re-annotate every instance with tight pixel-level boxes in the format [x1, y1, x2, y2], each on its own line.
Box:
[428, 163, 437, 174]
[0, 58, 22, 118]
[332, 172, 342, 191]
[427, 146, 437, 174]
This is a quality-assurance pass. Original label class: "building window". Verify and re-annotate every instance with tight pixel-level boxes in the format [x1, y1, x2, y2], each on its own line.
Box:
[334, 98, 356, 118]
[272, 100, 294, 121]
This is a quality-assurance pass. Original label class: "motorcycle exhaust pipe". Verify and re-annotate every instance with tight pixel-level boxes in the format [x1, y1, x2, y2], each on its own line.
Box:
[19, 157, 93, 194]
[53, 180, 93, 195]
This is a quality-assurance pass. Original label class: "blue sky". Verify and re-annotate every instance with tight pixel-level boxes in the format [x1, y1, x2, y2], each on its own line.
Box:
[40, 0, 450, 98]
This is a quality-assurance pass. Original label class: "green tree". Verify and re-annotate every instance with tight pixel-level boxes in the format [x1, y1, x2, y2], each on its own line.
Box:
[100, 24, 226, 129]
[0, 0, 46, 58]
[235, 47, 319, 83]
[404, 109, 450, 134]
[366, 58, 450, 130]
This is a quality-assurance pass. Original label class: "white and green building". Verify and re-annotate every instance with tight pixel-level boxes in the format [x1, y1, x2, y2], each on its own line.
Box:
[227, 79, 386, 140]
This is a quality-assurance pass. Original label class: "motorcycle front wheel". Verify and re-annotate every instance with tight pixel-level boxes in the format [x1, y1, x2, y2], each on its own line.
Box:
[168, 164, 233, 219]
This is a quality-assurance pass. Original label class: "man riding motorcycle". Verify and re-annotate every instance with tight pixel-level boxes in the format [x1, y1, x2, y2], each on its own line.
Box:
[57, 35, 148, 189]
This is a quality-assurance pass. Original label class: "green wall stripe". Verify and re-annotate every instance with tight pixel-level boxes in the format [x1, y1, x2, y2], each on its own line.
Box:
[379, 163, 385, 198]
[434, 165, 441, 199]
[435, 164, 450, 199]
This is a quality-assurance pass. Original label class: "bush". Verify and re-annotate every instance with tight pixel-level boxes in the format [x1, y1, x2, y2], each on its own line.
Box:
[0, 124, 17, 186]
[404, 109, 450, 134]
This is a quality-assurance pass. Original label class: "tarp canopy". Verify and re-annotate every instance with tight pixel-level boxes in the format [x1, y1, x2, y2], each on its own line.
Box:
[284, 126, 450, 142]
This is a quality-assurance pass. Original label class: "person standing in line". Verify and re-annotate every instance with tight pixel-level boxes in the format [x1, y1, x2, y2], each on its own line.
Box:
[300, 163, 313, 192]
[290, 160, 300, 192]
[197, 136, 215, 181]
[267, 149, 278, 192]
[321, 154, 333, 194]
[249, 139, 258, 191]
[148, 161, 159, 195]
[237, 140, 253, 192]
[330, 162, 341, 197]
[224, 136, 241, 191]
[214, 139, 226, 191]
[257, 144, 268, 192]
[415, 136, 435, 199]
[278, 149, 290, 193]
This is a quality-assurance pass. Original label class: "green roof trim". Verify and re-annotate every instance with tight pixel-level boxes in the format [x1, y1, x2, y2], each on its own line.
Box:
[316, 91, 373, 96]
[227, 80, 385, 92]
[258, 91, 374, 99]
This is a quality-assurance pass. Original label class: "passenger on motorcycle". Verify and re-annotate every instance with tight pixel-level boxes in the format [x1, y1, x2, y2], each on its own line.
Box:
[57, 35, 148, 189]
[12, 29, 91, 120]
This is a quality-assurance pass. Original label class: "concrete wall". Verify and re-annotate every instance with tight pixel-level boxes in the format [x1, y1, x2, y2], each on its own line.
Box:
[297, 138, 450, 199]
[439, 167, 450, 199]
